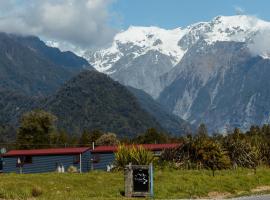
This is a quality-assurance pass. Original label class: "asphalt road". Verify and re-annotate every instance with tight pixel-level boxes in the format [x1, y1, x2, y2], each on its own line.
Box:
[232, 194, 270, 200]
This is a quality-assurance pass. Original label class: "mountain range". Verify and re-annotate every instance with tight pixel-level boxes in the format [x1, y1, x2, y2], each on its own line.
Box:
[83, 15, 270, 132]
[1, 14, 270, 137]
[0, 32, 190, 139]
[0, 33, 91, 96]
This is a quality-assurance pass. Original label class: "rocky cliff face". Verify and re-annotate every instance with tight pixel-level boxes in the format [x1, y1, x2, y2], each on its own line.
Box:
[109, 50, 173, 98]
[159, 41, 270, 132]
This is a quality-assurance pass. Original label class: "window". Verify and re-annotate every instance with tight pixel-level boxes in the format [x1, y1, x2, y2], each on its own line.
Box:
[16, 156, 32, 167]
[153, 151, 162, 157]
[24, 156, 32, 164]
[73, 155, 80, 164]
[92, 154, 100, 163]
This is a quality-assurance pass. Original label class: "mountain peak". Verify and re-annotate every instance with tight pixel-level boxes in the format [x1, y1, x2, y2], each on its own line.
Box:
[210, 15, 270, 29]
[116, 25, 183, 43]
[86, 15, 270, 74]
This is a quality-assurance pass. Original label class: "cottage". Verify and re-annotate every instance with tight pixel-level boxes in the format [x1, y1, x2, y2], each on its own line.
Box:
[2, 144, 179, 173]
[90, 143, 180, 170]
[2, 147, 91, 174]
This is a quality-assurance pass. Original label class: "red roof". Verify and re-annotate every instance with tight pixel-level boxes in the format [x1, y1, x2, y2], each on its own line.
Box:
[3, 147, 90, 157]
[3, 144, 180, 156]
[91, 143, 180, 153]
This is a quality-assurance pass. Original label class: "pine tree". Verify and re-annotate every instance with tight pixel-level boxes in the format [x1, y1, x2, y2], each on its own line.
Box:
[89, 130, 103, 144]
[79, 130, 91, 146]
[133, 128, 168, 144]
[57, 130, 69, 147]
[197, 123, 208, 138]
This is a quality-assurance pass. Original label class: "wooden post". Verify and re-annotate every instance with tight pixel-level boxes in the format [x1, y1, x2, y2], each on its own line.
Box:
[124, 163, 133, 197]
[90, 158, 94, 170]
[79, 153, 82, 173]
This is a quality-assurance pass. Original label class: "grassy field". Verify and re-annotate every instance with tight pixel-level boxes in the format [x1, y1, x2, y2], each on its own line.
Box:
[1, 167, 270, 199]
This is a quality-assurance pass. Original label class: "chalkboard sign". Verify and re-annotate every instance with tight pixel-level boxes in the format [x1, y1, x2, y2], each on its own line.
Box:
[133, 168, 149, 192]
[124, 164, 153, 197]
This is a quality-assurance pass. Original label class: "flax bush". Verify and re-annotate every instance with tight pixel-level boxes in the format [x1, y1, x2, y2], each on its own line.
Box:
[115, 145, 154, 169]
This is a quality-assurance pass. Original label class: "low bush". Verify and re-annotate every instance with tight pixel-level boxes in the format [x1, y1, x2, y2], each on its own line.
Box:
[67, 166, 78, 173]
[32, 186, 43, 197]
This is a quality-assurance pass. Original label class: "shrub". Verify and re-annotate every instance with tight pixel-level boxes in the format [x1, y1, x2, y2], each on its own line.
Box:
[160, 138, 231, 174]
[96, 133, 119, 146]
[115, 145, 154, 169]
[201, 140, 231, 176]
[224, 135, 260, 170]
[32, 186, 43, 197]
[67, 166, 78, 173]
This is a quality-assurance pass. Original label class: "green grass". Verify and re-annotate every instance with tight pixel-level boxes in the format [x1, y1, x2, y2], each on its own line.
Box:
[1, 167, 270, 199]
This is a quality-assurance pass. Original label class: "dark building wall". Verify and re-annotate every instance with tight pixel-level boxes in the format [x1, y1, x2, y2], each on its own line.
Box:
[0, 157, 2, 172]
[82, 150, 91, 172]
[91, 150, 161, 170]
[3, 150, 91, 174]
[92, 152, 115, 170]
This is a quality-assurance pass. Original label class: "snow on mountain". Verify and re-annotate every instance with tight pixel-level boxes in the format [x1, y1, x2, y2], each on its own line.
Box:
[84, 26, 186, 73]
[204, 15, 270, 43]
[85, 15, 270, 74]
[43, 15, 270, 73]
[114, 26, 186, 63]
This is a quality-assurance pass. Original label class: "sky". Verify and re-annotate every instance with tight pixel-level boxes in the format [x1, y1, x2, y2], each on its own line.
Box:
[0, 0, 269, 49]
[111, 0, 270, 29]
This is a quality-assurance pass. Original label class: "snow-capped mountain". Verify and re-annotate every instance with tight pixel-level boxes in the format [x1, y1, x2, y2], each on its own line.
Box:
[157, 16, 270, 132]
[83, 15, 270, 97]
[85, 26, 186, 72]
[52, 15, 270, 133]
[87, 15, 270, 71]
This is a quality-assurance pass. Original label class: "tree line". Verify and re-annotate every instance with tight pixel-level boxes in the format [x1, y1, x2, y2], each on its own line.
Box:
[160, 124, 270, 176]
[4, 110, 174, 150]
[1, 109, 270, 176]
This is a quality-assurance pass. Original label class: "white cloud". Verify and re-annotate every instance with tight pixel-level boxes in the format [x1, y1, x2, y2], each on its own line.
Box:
[248, 28, 270, 58]
[234, 6, 245, 15]
[0, 0, 118, 49]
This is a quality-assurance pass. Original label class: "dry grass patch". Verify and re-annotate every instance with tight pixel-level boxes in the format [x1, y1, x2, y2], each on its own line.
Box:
[207, 191, 232, 199]
[251, 185, 270, 193]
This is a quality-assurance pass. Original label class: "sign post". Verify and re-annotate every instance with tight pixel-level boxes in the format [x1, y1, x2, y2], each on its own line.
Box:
[150, 163, 154, 197]
[124, 163, 154, 198]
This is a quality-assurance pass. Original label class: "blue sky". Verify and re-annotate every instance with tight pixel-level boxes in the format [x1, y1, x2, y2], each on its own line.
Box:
[110, 0, 270, 29]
